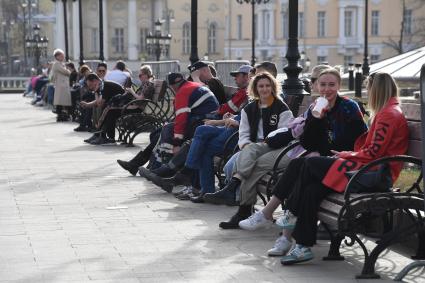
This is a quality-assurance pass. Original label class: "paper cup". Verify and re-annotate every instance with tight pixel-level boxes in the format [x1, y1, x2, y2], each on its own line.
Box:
[312, 97, 329, 118]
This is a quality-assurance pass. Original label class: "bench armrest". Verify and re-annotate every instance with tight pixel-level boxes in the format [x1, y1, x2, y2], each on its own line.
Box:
[343, 155, 423, 201]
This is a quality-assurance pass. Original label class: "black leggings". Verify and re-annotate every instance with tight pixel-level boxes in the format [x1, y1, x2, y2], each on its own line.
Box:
[272, 156, 337, 247]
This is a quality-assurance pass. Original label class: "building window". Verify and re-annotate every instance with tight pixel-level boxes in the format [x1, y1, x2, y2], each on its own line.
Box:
[298, 12, 305, 38]
[281, 5, 288, 38]
[403, 9, 412, 35]
[317, 56, 327, 64]
[370, 54, 380, 63]
[371, 10, 379, 36]
[113, 28, 124, 53]
[317, 11, 326, 37]
[262, 10, 271, 40]
[91, 28, 98, 53]
[208, 23, 217, 54]
[344, 10, 353, 37]
[344, 55, 353, 67]
[139, 28, 149, 53]
[237, 15, 243, 40]
[182, 22, 191, 54]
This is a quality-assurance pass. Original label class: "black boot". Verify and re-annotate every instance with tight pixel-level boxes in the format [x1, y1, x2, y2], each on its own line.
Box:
[219, 205, 253, 229]
[203, 177, 240, 206]
[117, 160, 138, 176]
[131, 145, 154, 167]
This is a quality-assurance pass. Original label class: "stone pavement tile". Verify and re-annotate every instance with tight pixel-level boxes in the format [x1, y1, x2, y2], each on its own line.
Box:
[180, 270, 235, 282]
[134, 271, 184, 282]
[37, 260, 85, 272]
[80, 257, 130, 271]
[41, 271, 91, 281]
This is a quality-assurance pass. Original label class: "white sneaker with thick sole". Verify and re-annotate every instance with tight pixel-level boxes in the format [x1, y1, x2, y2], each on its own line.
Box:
[267, 235, 293, 256]
[238, 211, 272, 231]
[275, 210, 297, 230]
[281, 245, 314, 265]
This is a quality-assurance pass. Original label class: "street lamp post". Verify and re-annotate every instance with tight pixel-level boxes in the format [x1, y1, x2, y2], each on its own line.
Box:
[362, 0, 370, 76]
[189, 0, 199, 64]
[354, 63, 363, 98]
[98, 0, 104, 61]
[25, 24, 49, 73]
[281, 0, 307, 98]
[146, 20, 172, 62]
[236, 0, 270, 66]
[78, 0, 84, 66]
[348, 63, 355, 91]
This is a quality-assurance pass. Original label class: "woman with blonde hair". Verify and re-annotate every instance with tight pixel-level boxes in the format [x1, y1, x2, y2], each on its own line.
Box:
[204, 72, 294, 217]
[125, 65, 155, 100]
[240, 72, 408, 265]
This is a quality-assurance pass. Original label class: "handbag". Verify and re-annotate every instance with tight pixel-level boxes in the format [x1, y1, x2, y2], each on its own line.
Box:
[345, 164, 393, 193]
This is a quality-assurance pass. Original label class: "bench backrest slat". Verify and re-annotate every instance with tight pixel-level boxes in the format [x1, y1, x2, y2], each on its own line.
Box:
[152, 79, 166, 103]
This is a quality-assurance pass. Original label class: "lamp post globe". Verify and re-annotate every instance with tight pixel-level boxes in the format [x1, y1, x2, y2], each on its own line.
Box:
[146, 19, 172, 62]
[25, 24, 49, 73]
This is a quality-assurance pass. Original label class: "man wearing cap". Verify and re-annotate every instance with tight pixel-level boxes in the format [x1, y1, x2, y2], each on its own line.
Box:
[188, 61, 226, 106]
[80, 73, 125, 145]
[216, 65, 251, 116]
[143, 72, 219, 174]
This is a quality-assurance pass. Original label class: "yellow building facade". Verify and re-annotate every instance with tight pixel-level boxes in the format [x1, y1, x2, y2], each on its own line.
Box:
[225, 0, 425, 71]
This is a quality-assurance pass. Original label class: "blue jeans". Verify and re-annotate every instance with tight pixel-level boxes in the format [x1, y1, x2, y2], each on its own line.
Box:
[186, 125, 237, 194]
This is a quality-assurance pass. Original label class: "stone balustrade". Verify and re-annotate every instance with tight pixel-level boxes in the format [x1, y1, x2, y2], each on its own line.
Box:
[0, 77, 28, 93]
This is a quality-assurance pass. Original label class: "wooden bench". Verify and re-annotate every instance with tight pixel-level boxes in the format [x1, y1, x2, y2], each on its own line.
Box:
[318, 102, 425, 279]
[115, 79, 174, 146]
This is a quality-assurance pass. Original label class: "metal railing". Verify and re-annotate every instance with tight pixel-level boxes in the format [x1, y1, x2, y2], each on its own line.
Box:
[214, 60, 251, 87]
[0, 77, 28, 93]
[140, 60, 181, 80]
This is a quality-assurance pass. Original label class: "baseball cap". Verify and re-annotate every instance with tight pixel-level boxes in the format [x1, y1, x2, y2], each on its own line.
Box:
[230, 65, 253, 77]
[188, 61, 209, 73]
[166, 72, 184, 86]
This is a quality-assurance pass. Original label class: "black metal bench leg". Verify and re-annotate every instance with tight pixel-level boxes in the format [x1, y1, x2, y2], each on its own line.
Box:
[412, 228, 425, 260]
[321, 224, 345, 261]
[356, 235, 392, 279]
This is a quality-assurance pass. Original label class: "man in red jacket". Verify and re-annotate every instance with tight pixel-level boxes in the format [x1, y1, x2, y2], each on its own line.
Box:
[216, 64, 251, 116]
[139, 73, 219, 181]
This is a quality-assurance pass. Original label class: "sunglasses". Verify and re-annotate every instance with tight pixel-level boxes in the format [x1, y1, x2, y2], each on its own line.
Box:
[97, 69, 106, 73]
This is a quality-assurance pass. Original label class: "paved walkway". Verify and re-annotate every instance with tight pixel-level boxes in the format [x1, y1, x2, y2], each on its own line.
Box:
[0, 94, 423, 283]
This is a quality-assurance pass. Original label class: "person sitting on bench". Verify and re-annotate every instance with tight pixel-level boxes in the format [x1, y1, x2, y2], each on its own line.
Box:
[239, 72, 408, 265]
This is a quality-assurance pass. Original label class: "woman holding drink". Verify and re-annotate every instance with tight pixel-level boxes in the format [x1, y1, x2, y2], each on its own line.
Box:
[239, 71, 409, 266]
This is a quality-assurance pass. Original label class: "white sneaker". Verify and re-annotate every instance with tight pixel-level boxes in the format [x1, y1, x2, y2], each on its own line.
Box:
[239, 211, 272, 231]
[281, 244, 314, 265]
[267, 235, 293, 256]
[275, 210, 297, 230]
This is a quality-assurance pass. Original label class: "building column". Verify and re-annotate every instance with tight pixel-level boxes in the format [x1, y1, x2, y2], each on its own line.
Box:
[337, 5, 345, 47]
[357, 6, 363, 45]
[102, 0, 108, 60]
[127, 0, 138, 60]
[72, 0, 79, 61]
[269, 8, 275, 45]
[55, 1, 65, 50]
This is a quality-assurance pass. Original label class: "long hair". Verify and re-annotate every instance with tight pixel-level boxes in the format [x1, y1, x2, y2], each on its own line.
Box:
[367, 72, 399, 118]
[247, 72, 282, 101]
